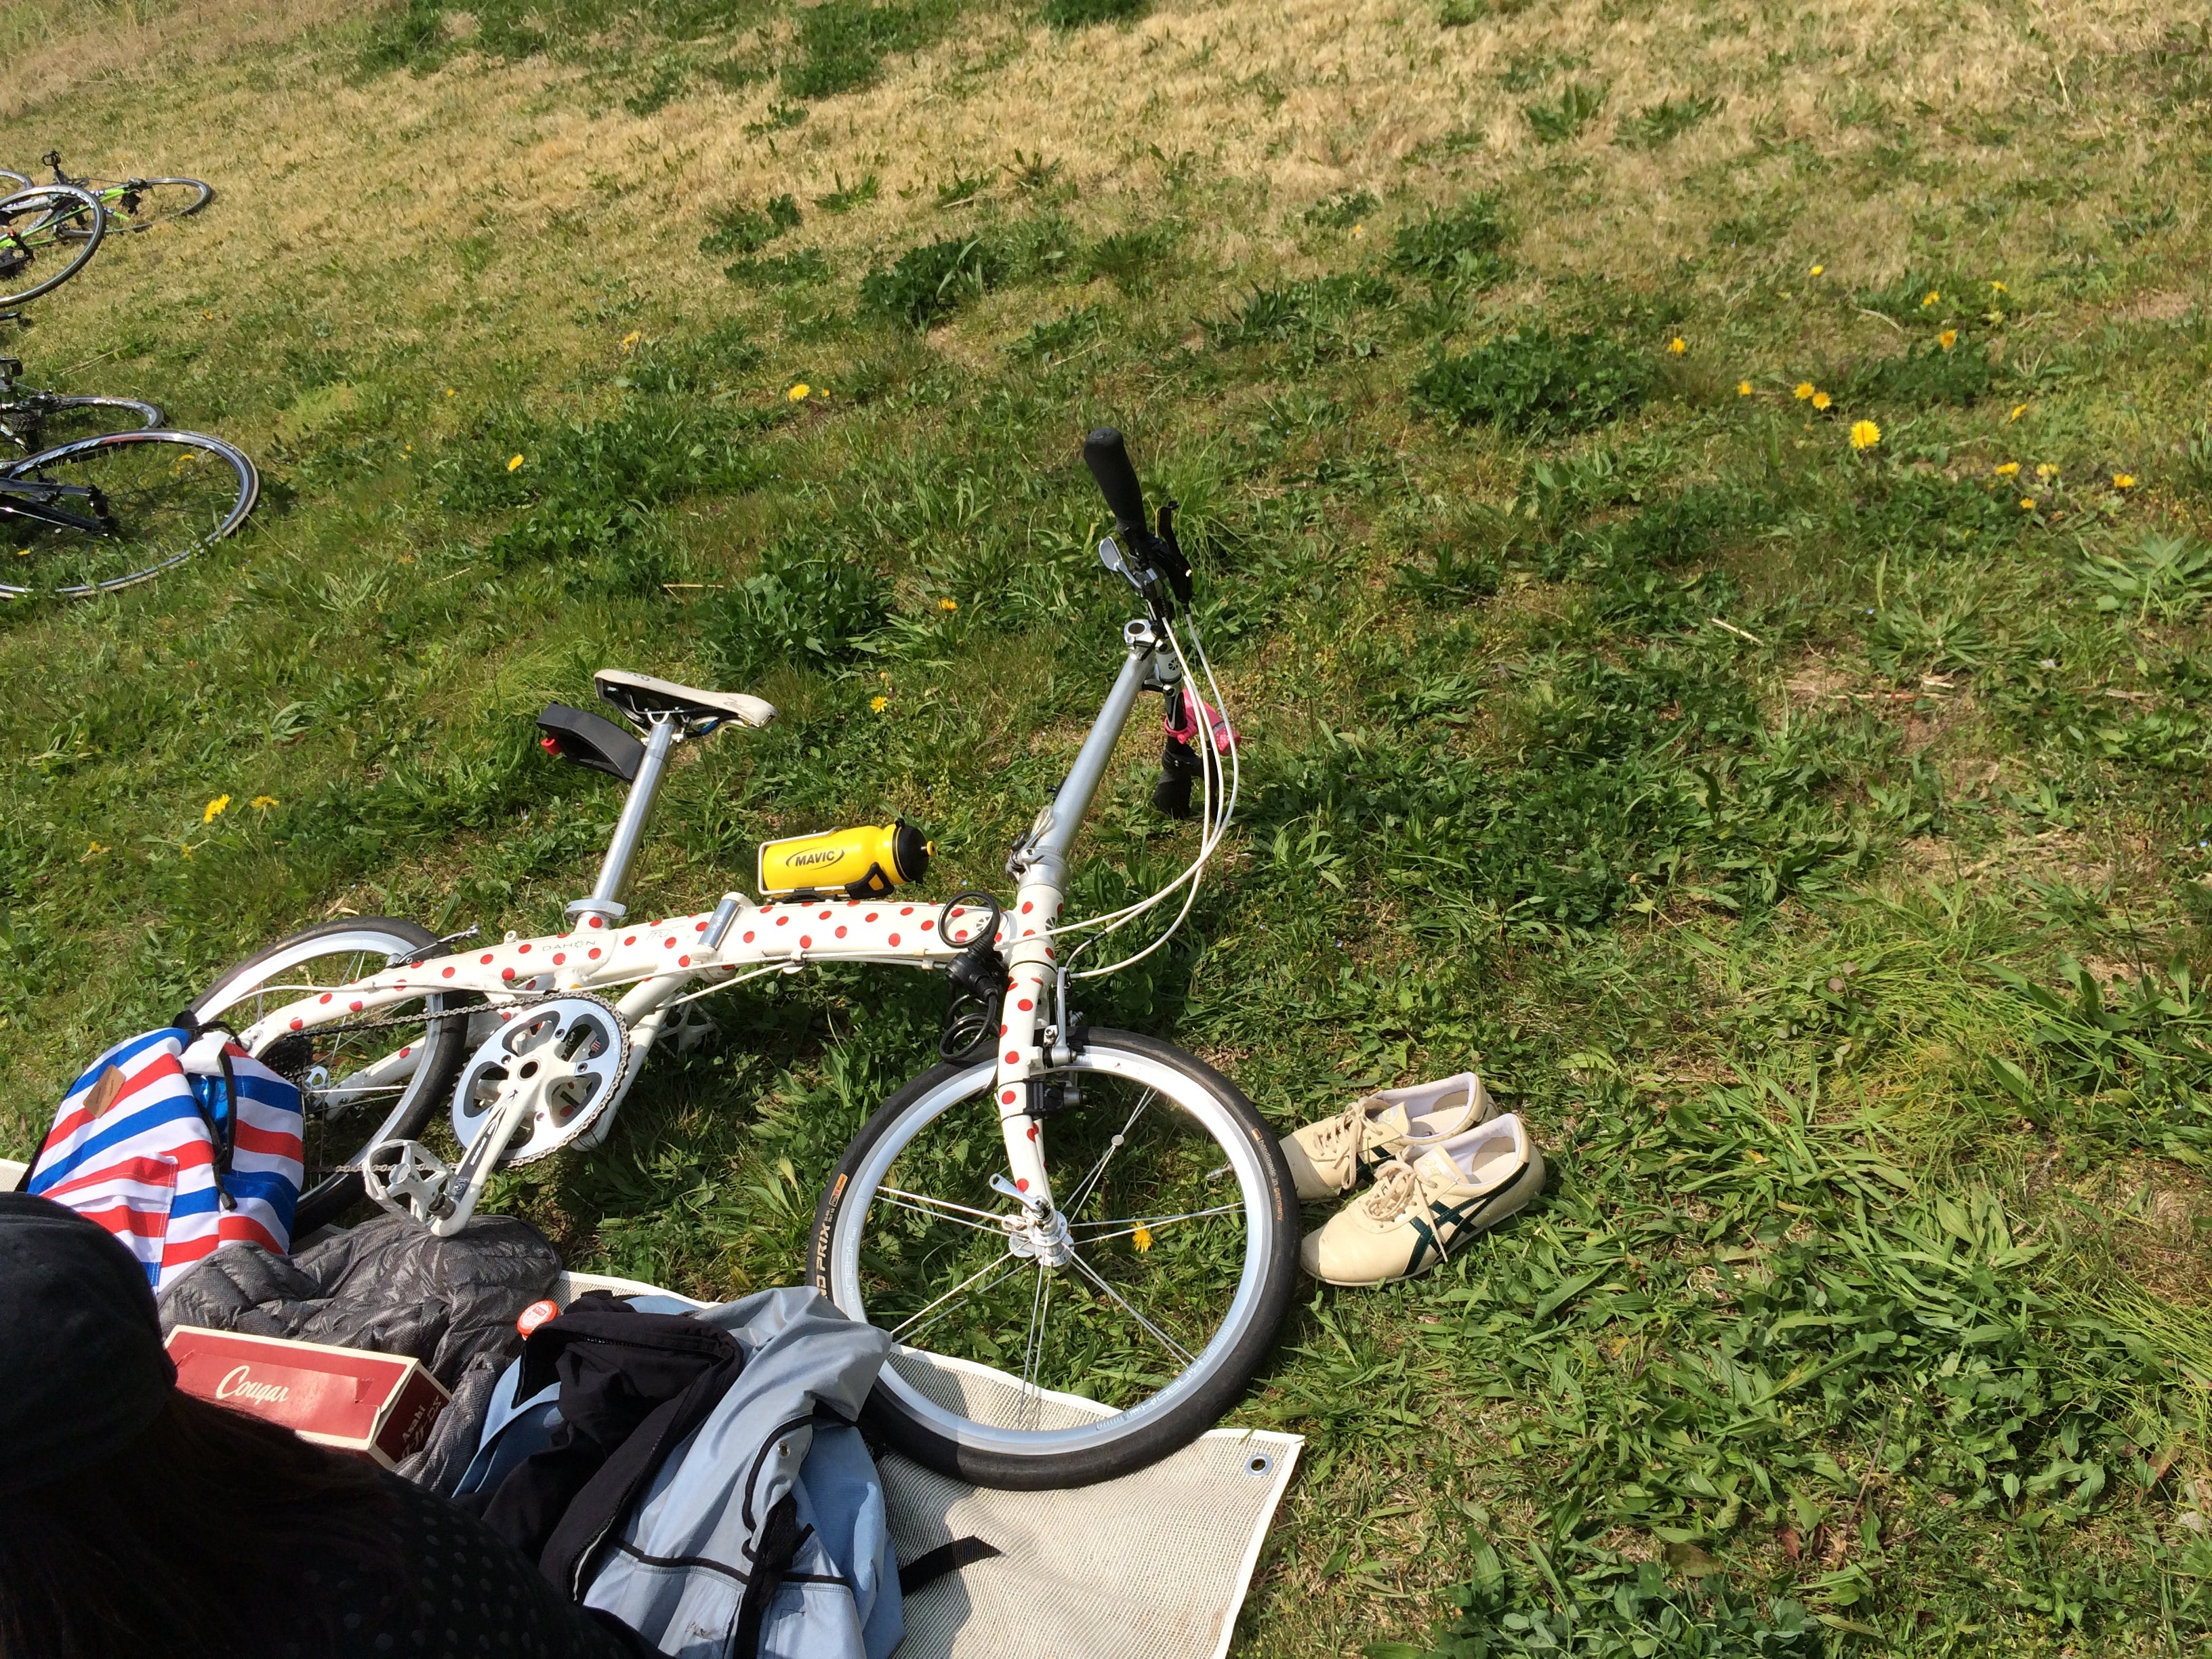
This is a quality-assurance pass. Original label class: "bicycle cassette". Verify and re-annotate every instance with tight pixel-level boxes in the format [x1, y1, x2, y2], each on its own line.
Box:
[449, 995, 631, 1168]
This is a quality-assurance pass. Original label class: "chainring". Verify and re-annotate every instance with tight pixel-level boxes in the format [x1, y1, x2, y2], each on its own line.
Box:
[449, 994, 630, 1168]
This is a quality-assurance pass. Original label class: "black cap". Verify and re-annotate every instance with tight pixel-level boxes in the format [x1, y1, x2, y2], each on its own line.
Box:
[0, 1193, 176, 1494]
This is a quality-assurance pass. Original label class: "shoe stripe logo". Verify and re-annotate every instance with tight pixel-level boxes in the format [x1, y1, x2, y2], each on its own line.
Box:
[1396, 1161, 1530, 1277]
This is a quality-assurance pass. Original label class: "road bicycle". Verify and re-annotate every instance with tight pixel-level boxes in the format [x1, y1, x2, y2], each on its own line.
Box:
[0, 352, 163, 454]
[3, 152, 213, 237]
[0, 424, 259, 599]
[0, 184, 104, 308]
[180, 429, 1297, 1489]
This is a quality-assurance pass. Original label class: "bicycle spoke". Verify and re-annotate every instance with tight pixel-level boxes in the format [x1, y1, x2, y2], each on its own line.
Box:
[1020, 1262, 1050, 1429]
[1059, 1085, 1157, 1218]
[1065, 1246, 1195, 1368]
[889, 1252, 1026, 1343]
[1069, 1202, 1244, 1243]
[877, 1186, 1014, 1229]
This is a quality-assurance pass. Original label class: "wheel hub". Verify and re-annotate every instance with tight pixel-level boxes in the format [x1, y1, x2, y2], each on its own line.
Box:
[1002, 1204, 1076, 1269]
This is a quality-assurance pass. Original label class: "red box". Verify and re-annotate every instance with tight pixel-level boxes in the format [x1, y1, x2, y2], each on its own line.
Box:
[165, 1325, 451, 1469]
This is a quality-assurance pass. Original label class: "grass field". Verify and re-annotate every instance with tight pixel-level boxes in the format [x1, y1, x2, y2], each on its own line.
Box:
[6, 0, 2212, 1650]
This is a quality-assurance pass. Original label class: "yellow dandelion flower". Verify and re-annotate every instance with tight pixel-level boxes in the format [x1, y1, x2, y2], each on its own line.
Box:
[939, 597, 959, 612]
[1738, 380, 1753, 396]
[81, 841, 108, 861]
[251, 796, 279, 810]
[445, 388, 456, 397]
[1795, 382, 1816, 401]
[1811, 391, 1831, 411]
[507, 455, 524, 472]
[1938, 329, 1958, 351]
[2009, 403, 2027, 422]
[2020, 497, 2036, 511]
[869, 695, 888, 713]
[2113, 473, 2136, 489]
[1921, 290, 1940, 307]
[1989, 280, 2007, 293]
[621, 330, 642, 350]
[1849, 419, 1882, 450]
[788, 383, 811, 401]
[1351, 224, 1366, 238]
[1667, 336, 1687, 355]
[1809, 264, 1825, 276]
[203, 795, 231, 824]
[1133, 1225, 1154, 1252]
[2036, 462, 2058, 480]
[1994, 462, 2020, 476]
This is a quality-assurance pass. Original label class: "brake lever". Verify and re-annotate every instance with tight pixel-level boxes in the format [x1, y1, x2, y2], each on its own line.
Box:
[1153, 501, 1193, 605]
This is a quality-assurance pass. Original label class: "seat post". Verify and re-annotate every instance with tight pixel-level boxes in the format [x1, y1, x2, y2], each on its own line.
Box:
[568, 712, 678, 924]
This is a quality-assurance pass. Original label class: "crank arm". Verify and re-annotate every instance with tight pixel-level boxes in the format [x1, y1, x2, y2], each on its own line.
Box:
[430, 1085, 533, 1235]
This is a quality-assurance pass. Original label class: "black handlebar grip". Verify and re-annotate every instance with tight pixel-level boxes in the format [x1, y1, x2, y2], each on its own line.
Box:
[1083, 427, 1149, 537]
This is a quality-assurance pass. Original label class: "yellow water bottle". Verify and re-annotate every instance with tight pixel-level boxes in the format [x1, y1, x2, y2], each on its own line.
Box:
[757, 820, 932, 899]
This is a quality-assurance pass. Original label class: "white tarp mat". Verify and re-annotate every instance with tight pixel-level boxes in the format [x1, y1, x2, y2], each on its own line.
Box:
[557, 1278, 1303, 1659]
[879, 1350, 1301, 1659]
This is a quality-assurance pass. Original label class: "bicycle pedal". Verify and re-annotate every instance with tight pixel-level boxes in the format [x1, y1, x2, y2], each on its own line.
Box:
[361, 1137, 453, 1226]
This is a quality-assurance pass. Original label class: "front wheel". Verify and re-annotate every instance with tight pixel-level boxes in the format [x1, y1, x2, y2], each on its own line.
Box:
[813, 1029, 1298, 1489]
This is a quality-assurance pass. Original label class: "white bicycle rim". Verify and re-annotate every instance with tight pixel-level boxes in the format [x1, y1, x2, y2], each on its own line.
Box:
[195, 925, 455, 1149]
[826, 1044, 1282, 1460]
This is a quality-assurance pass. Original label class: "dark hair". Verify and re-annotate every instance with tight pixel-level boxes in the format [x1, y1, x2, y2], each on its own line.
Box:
[0, 1390, 403, 1659]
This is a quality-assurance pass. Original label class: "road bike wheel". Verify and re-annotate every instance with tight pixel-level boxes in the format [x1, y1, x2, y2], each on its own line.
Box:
[813, 1029, 1298, 1489]
[0, 428, 257, 598]
[0, 169, 28, 192]
[188, 918, 472, 1238]
[0, 186, 102, 306]
[0, 394, 165, 453]
[78, 177, 214, 236]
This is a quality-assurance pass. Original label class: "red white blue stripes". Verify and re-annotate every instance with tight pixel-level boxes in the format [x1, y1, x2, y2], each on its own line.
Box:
[30, 1027, 305, 1288]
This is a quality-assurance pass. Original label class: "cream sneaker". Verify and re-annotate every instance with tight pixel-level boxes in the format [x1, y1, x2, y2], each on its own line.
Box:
[1279, 1072, 1496, 1202]
[1298, 1113, 1543, 1287]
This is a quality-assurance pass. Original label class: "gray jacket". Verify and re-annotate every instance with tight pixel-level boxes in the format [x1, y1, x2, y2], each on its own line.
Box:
[461, 1286, 899, 1659]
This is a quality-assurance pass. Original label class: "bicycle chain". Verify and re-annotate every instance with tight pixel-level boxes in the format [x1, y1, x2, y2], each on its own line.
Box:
[260, 993, 556, 1086]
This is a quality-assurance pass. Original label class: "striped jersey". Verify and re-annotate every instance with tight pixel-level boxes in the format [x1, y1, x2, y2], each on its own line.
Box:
[29, 1026, 306, 1288]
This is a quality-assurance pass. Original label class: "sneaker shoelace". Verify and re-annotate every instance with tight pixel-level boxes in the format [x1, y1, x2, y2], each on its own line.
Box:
[1359, 1156, 1426, 1221]
[1309, 1099, 1378, 1164]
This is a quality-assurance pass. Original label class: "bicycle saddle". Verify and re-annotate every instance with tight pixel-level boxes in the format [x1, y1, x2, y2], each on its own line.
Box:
[594, 669, 777, 735]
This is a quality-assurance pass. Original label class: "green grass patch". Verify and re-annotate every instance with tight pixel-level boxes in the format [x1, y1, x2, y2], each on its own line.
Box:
[1414, 327, 1654, 436]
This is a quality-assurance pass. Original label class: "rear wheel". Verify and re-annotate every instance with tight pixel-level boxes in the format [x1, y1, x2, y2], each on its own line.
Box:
[0, 185, 102, 306]
[0, 428, 257, 598]
[0, 394, 164, 454]
[813, 1029, 1298, 1489]
[188, 919, 471, 1237]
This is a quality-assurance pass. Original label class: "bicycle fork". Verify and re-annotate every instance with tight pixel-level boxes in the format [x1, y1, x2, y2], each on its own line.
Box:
[987, 619, 1170, 1227]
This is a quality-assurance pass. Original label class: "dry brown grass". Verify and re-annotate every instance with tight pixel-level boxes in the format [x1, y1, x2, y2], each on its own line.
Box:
[7, 0, 2189, 432]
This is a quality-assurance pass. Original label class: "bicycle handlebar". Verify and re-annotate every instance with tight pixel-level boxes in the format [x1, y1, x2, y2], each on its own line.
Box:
[1083, 426, 1149, 540]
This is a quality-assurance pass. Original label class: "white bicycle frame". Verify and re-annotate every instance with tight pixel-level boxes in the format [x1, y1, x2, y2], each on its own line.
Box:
[237, 615, 1195, 1236]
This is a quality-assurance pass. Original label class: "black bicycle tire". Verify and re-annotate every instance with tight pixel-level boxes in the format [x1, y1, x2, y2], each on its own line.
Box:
[99, 176, 215, 232]
[187, 917, 470, 1237]
[3, 394, 166, 450]
[0, 427, 258, 599]
[812, 1028, 1298, 1489]
[0, 185, 103, 306]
